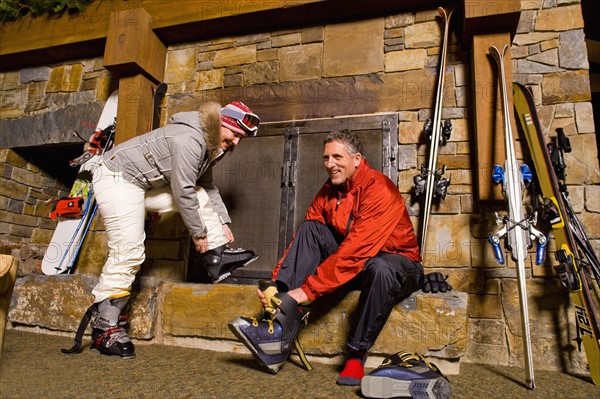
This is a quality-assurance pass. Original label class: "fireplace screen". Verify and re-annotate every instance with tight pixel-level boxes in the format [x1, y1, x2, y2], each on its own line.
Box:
[195, 113, 398, 284]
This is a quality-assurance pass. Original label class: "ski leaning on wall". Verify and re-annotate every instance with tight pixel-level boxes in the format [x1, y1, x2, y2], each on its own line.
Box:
[41, 91, 118, 275]
[513, 82, 600, 386]
[487, 45, 548, 390]
[413, 6, 453, 259]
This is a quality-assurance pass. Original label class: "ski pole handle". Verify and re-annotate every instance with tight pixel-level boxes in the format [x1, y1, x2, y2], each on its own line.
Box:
[488, 236, 505, 265]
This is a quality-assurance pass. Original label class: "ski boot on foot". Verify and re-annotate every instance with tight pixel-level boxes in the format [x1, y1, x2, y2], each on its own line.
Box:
[361, 351, 450, 399]
[62, 296, 135, 358]
[203, 245, 258, 283]
[90, 296, 135, 358]
[228, 280, 311, 373]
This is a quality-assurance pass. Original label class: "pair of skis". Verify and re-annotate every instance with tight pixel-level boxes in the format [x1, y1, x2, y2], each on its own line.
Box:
[489, 45, 600, 387]
[414, 7, 453, 258]
[487, 45, 547, 389]
[512, 82, 600, 386]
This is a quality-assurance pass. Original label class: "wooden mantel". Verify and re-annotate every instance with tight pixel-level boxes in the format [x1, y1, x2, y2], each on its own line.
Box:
[0, 1, 319, 56]
[0, 0, 449, 71]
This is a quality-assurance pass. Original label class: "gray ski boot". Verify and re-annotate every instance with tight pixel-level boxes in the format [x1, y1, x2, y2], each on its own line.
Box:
[90, 296, 135, 358]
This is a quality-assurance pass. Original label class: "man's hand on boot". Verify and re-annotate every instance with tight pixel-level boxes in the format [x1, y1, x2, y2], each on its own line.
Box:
[288, 288, 309, 305]
[257, 286, 310, 310]
[257, 288, 268, 308]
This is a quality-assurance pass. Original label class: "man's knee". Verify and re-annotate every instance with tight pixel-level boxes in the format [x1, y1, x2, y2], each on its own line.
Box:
[297, 220, 327, 233]
[363, 257, 396, 281]
[362, 255, 422, 290]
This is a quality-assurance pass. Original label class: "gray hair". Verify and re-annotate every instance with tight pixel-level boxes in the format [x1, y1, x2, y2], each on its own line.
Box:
[324, 129, 363, 156]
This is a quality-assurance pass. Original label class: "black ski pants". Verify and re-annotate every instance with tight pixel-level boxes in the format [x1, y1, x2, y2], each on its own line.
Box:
[275, 220, 424, 351]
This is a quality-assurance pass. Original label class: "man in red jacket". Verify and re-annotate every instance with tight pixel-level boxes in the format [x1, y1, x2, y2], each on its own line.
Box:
[229, 130, 423, 385]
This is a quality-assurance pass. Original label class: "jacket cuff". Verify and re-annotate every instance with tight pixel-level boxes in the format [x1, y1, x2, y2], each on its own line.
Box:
[190, 226, 207, 239]
[301, 284, 316, 302]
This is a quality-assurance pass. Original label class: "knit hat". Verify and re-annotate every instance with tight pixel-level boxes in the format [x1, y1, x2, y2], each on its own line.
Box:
[221, 101, 260, 137]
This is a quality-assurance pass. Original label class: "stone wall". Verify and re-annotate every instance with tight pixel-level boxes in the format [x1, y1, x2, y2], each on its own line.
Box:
[0, 58, 114, 257]
[0, 149, 69, 269]
[0, 1, 598, 376]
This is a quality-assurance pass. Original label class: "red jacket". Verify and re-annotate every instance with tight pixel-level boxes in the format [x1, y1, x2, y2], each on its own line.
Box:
[272, 160, 420, 301]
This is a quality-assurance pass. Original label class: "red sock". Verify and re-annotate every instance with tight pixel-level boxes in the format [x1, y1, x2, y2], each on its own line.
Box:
[336, 351, 367, 386]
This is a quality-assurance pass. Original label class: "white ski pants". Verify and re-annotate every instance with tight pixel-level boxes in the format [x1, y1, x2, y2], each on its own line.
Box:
[91, 162, 228, 303]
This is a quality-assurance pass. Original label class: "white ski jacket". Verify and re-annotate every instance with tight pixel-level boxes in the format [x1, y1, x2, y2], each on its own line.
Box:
[101, 102, 230, 238]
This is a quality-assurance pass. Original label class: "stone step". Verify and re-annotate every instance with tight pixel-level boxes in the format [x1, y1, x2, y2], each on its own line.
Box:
[8, 273, 468, 374]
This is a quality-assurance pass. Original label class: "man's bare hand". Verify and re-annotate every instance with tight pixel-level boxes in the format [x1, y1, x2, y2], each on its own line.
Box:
[287, 288, 309, 305]
[256, 288, 268, 308]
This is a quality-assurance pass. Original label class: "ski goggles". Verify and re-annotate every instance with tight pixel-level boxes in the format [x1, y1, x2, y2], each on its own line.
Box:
[221, 107, 260, 136]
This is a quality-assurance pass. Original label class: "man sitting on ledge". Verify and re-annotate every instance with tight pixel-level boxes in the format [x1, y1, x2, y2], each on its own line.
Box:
[229, 130, 423, 385]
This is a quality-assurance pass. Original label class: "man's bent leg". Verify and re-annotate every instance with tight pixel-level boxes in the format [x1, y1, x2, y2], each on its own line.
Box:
[348, 253, 423, 350]
[228, 221, 336, 373]
[275, 220, 339, 290]
[338, 253, 423, 386]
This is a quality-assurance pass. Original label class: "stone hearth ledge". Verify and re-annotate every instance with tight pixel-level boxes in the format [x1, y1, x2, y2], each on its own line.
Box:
[7, 273, 467, 374]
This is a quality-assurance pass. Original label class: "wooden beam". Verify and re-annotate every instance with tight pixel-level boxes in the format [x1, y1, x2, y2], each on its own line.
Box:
[103, 8, 166, 144]
[471, 32, 517, 202]
[462, 1, 520, 202]
[462, 0, 521, 43]
[115, 75, 156, 144]
[0, 255, 18, 360]
[0, 0, 444, 71]
[104, 8, 166, 83]
[0, 0, 325, 58]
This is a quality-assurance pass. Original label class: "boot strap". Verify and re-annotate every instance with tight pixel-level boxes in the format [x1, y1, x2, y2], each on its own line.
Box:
[272, 292, 312, 371]
[61, 303, 97, 354]
[293, 337, 313, 371]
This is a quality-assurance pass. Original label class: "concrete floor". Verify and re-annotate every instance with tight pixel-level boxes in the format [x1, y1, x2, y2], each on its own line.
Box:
[1, 329, 599, 399]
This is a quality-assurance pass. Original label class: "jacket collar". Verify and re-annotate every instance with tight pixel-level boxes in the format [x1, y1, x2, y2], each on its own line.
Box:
[196, 102, 223, 162]
[335, 159, 369, 193]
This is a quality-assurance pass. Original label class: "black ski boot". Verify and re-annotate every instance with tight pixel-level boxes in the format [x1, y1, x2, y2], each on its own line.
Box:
[228, 280, 311, 373]
[90, 296, 135, 358]
[361, 351, 450, 399]
[202, 245, 258, 283]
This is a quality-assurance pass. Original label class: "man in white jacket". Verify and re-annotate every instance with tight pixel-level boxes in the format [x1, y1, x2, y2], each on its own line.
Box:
[64, 101, 260, 358]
